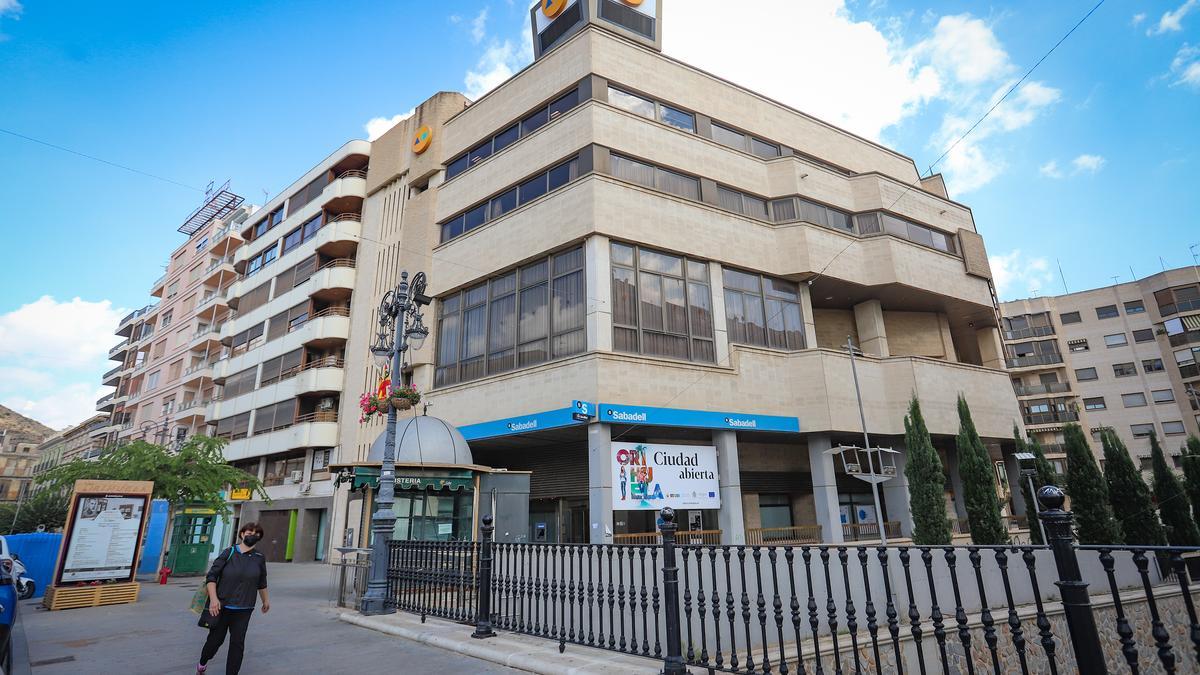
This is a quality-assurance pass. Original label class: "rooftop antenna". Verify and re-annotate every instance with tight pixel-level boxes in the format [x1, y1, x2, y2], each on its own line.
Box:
[1160, 256, 1168, 273]
[1110, 275, 1121, 287]
[1129, 266, 1137, 282]
[1056, 259, 1069, 294]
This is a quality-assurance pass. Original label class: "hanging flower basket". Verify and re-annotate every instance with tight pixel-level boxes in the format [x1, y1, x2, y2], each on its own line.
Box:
[359, 381, 421, 423]
[390, 397, 413, 411]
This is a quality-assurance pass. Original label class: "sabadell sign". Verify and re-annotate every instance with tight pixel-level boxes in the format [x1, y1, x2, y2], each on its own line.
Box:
[612, 442, 720, 511]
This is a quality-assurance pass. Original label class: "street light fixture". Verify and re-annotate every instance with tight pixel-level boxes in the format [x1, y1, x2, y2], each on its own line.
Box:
[360, 270, 429, 616]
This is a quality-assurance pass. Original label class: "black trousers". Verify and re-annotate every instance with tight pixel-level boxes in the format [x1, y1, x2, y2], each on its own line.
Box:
[200, 609, 253, 674]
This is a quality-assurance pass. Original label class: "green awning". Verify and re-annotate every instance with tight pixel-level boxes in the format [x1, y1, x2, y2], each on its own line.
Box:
[346, 466, 473, 492]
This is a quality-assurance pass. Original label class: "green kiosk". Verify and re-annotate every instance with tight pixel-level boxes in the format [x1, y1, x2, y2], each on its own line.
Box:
[166, 506, 218, 576]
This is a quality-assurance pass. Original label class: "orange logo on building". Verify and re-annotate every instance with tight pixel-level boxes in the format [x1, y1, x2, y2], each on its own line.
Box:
[622, 0, 644, 5]
[542, 0, 568, 19]
[412, 126, 432, 154]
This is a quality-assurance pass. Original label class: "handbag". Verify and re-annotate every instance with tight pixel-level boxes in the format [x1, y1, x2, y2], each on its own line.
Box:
[192, 547, 234, 629]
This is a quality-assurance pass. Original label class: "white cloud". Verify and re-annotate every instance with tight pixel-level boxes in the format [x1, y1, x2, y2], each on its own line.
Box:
[0, 296, 125, 430]
[465, 40, 523, 100]
[1133, 12, 1147, 26]
[1169, 44, 1200, 89]
[1148, 0, 1198, 35]
[1071, 153, 1106, 174]
[471, 8, 489, 44]
[363, 109, 414, 141]
[662, 2, 1057, 194]
[1039, 160, 1063, 178]
[989, 250, 1055, 300]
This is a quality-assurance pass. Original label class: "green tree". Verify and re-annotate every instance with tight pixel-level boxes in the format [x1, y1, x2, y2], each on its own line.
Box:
[1063, 423, 1121, 544]
[35, 436, 266, 515]
[904, 396, 951, 545]
[1101, 429, 1166, 547]
[1014, 427, 1059, 545]
[955, 396, 1007, 544]
[1181, 435, 1200, 529]
[1150, 432, 1200, 546]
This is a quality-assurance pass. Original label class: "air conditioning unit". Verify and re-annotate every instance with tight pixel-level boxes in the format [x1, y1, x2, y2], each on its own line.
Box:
[289, 470, 304, 484]
[317, 397, 335, 411]
[298, 482, 311, 495]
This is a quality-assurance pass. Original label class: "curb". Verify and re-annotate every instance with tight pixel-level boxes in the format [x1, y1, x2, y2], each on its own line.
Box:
[338, 612, 666, 674]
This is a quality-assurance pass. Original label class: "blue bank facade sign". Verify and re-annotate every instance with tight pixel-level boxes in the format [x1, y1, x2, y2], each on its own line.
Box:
[460, 401, 800, 441]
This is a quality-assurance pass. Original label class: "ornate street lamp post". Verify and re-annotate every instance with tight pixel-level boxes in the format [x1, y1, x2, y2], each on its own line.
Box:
[360, 271, 430, 616]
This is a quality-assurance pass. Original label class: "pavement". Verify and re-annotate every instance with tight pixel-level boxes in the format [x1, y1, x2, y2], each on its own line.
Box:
[17, 563, 525, 674]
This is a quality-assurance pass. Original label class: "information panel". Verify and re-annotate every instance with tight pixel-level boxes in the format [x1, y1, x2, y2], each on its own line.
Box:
[612, 442, 720, 511]
[57, 493, 149, 584]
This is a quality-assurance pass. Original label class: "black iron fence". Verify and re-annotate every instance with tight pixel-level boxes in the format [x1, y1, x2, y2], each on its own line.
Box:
[381, 487, 1200, 674]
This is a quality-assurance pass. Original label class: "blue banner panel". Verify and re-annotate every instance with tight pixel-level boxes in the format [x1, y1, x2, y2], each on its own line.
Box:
[598, 403, 800, 433]
[459, 404, 593, 441]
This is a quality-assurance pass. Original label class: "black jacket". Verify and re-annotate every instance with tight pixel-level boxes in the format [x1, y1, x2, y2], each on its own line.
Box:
[206, 546, 267, 609]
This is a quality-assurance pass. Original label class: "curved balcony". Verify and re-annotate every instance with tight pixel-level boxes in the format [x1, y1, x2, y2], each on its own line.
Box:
[95, 392, 117, 412]
[174, 399, 210, 422]
[221, 411, 340, 463]
[294, 357, 346, 395]
[191, 324, 224, 351]
[201, 255, 237, 288]
[102, 364, 123, 387]
[313, 214, 362, 259]
[309, 259, 356, 302]
[182, 360, 213, 386]
[322, 170, 367, 211]
[209, 224, 245, 257]
[194, 292, 231, 321]
[108, 339, 129, 361]
[116, 304, 155, 337]
[150, 272, 168, 298]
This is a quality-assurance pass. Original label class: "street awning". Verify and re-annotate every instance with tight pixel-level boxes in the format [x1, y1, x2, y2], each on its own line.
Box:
[343, 466, 474, 492]
[1183, 314, 1200, 332]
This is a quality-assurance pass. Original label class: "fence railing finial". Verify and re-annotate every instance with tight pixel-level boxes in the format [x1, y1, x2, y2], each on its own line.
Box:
[473, 513, 497, 639]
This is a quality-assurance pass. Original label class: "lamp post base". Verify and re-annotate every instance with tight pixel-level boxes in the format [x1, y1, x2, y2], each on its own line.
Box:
[359, 594, 394, 616]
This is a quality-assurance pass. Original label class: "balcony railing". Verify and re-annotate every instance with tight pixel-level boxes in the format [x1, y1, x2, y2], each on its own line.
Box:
[1003, 325, 1055, 340]
[1040, 443, 1067, 454]
[1005, 353, 1065, 368]
[295, 411, 339, 424]
[204, 255, 235, 274]
[210, 224, 235, 248]
[842, 521, 902, 542]
[1024, 410, 1080, 425]
[300, 356, 345, 371]
[612, 530, 723, 546]
[151, 272, 167, 290]
[184, 361, 211, 376]
[176, 399, 209, 413]
[192, 325, 222, 341]
[327, 212, 362, 224]
[336, 169, 368, 180]
[103, 364, 123, 379]
[1013, 382, 1071, 396]
[96, 393, 116, 407]
[120, 303, 156, 326]
[108, 340, 129, 357]
[318, 258, 357, 271]
[746, 525, 823, 545]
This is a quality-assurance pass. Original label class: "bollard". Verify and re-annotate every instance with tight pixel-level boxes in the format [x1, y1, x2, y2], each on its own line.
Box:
[1038, 485, 1107, 675]
[658, 507, 687, 675]
[472, 514, 497, 639]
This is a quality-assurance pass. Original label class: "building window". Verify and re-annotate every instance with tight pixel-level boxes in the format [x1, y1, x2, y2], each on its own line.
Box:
[608, 87, 655, 119]
[771, 197, 853, 234]
[214, 412, 251, 441]
[264, 451, 306, 486]
[717, 186, 769, 220]
[1124, 300, 1145, 314]
[245, 244, 279, 277]
[723, 268, 806, 351]
[1075, 367, 1099, 381]
[1154, 284, 1200, 316]
[854, 212, 957, 254]
[286, 174, 330, 218]
[1096, 305, 1119, 319]
[1153, 389, 1176, 403]
[658, 104, 695, 133]
[260, 349, 304, 386]
[610, 154, 700, 201]
[611, 242, 715, 363]
[1059, 311, 1082, 324]
[1133, 328, 1155, 343]
[709, 121, 781, 159]
[253, 400, 296, 435]
[167, 281, 179, 299]
[1083, 397, 1106, 411]
[435, 248, 585, 387]
[1113, 362, 1137, 377]
[1131, 423, 1155, 438]
[446, 88, 580, 182]
[1164, 421, 1187, 435]
[1068, 339, 1089, 352]
[440, 156, 581, 243]
[221, 367, 258, 400]
[160, 310, 173, 328]
[281, 213, 323, 254]
[1104, 333, 1128, 348]
[311, 449, 332, 481]
[758, 494, 793, 530]
[1142, 358, 1165, 373]
[1122, 392, 1148, 407]
[146, 371, 160, 390]
[251, 206, 284, 240]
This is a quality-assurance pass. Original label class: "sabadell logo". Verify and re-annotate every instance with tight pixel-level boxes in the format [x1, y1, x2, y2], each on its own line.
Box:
[605, 408, 647, 422]
[724, 417, 757, 428]
[507, 420, 538, 432]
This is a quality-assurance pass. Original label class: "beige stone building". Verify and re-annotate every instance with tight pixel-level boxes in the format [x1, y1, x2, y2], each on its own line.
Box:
[321, 2, 1024, 553]
[0, 438, 40, 502]
[32, 414, 110, 478]
[1001, 266, 1200, 471]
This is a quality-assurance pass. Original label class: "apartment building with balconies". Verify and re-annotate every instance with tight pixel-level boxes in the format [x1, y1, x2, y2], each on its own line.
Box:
[204, 142, 369, 562]
[96, 187, 248, 455]
[1001, 265, 1200, 472]
[330, 2, 1024, 553]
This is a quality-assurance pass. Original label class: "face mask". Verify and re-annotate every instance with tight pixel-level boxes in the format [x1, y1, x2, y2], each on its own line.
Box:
[242, 534, 261, 546]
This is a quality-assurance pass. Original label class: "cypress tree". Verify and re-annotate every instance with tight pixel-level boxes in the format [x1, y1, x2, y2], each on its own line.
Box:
[1100, 429, 1166, 547]
[1014, 427, 1059, 545]
[1181, 435, 1200, 529]
[904, 396, 951, 545]
[1150, 432, 1200, 546]
[1062, 423, 1121, 544]
[955, 396, 1007, 544]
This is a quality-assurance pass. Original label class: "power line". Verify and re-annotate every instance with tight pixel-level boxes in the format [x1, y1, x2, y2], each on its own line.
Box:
[0, 127, 203, 192]
[884, 0, 1107, 215]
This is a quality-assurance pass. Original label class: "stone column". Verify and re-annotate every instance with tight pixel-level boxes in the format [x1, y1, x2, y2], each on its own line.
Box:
[853, 300, 889, 357]
[807, 434, 844, 543]
[585, 235, 613, 353]
[713, 430, 745, 545]
[709, 264, 731, 366]
[797, 282, 818, 349]
[882, 448, 914, 537]
[587, 422, 614, 544]
[976, 326, 1005, 369]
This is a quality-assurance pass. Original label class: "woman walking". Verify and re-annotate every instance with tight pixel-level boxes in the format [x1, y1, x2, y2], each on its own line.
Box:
[197, 522, 270, 674]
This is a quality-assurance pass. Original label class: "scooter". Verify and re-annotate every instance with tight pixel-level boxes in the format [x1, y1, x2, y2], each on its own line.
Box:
[11, 555, 34, 600]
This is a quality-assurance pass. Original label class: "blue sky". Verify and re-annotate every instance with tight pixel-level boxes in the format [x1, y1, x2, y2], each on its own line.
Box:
[0, 0, 1197, 429]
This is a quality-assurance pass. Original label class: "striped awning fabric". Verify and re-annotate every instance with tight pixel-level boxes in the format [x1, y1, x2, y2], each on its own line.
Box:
[1183, 314, 1200, 332]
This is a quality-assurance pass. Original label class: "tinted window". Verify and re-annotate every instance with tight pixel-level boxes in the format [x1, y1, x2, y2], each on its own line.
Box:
[750, 137, 781, 158]
[711, 123, 746, 150]
[464, 204, 487, 232]
[659, 104, 695, 133]
[547, 160, 575, 191]
[548, 89, 579, 120]
[519, 173, 548, 204]
[1060, 311, 1081, 324]
[493, 124, 519, 154]
[1075, 367, 1098, 381]
[1096, 305, 1119, 319]
[1133, 328, 1155, 343]
[446, 154, 469, 180]
[490, 189, 517, 219]
[468, 140, 492, 166]
[441, 215, 464, 242]
[608, 87, 654, 119]
[1124, 300, 1145, 314]
[522, 107, 548, 135]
